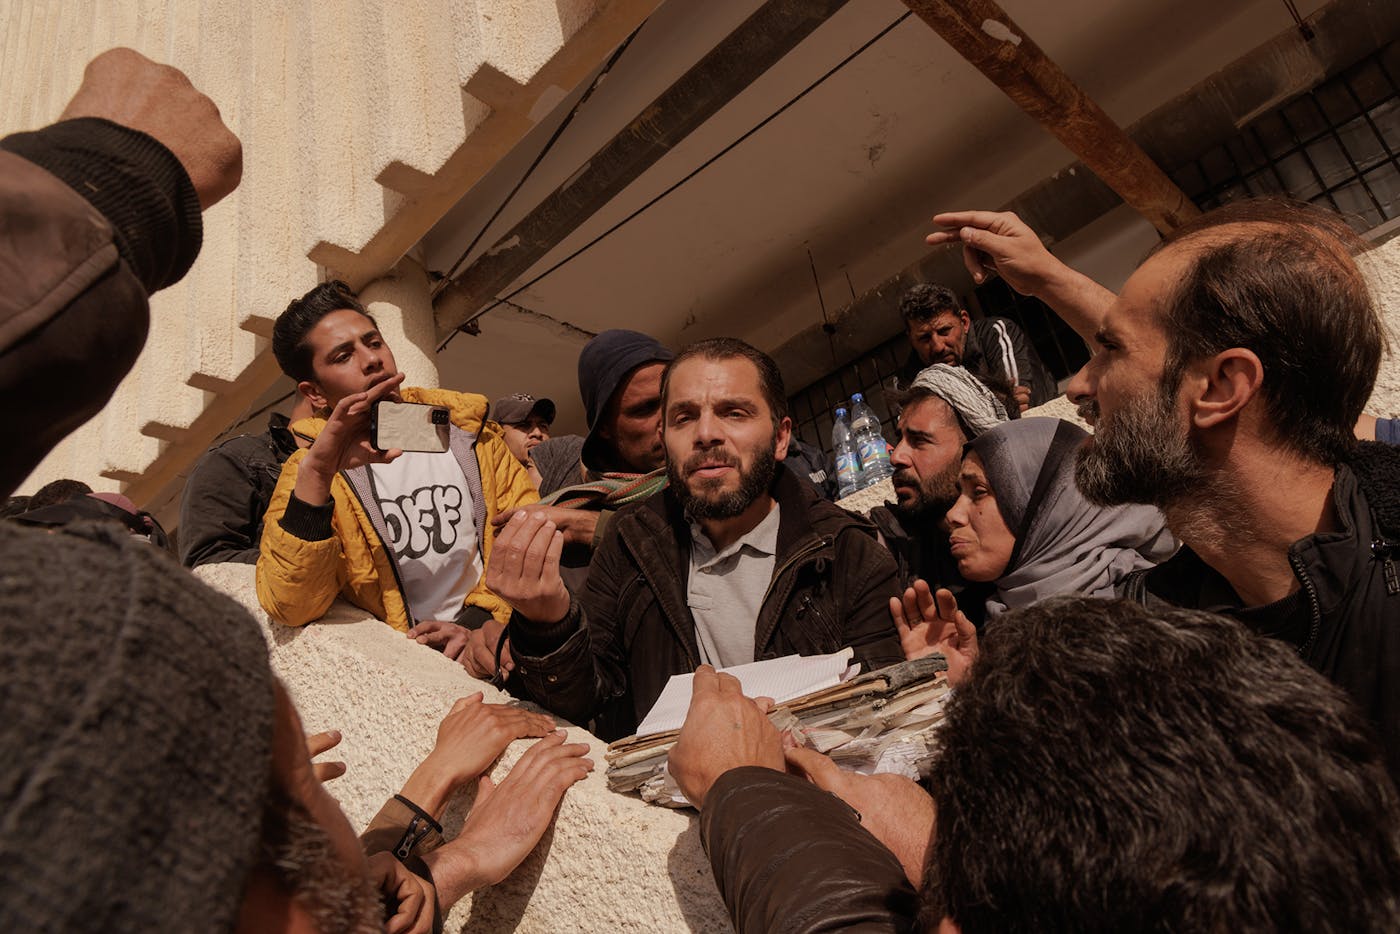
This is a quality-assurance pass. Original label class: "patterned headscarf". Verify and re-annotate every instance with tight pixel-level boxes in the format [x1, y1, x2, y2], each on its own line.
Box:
[908, 364, 1008, 438]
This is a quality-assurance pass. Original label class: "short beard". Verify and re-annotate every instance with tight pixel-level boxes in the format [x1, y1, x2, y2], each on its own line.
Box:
[892, 460, 959, 519]
[671, 441, 778, 521]
[259, 788, 382, 934]
[1074, 382, 1205, 509]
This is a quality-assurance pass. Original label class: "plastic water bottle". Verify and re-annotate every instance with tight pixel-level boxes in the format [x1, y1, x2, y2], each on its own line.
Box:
[850, 393, 893, 486]
[831, 407, 863, 498]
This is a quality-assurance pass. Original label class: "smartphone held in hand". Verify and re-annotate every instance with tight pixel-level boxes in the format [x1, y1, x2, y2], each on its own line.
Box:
[372, 401, 450, 453]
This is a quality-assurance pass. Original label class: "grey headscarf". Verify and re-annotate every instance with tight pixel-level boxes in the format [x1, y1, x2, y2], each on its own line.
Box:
[968, 418, 1176, 616]
[908, 364, 1008, 438]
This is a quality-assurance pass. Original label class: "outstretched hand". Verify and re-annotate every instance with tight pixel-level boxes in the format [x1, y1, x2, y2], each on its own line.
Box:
[784, 746, 936, 888]
[925, 210, 1064, 294]
[890, 581, 978, 688]
[484, 510, 570, 624]
[423, 731, 593, 908]
[668, 665, 785, 808]
[397, 692, 557, 817]
[926, 209, 1114, 343]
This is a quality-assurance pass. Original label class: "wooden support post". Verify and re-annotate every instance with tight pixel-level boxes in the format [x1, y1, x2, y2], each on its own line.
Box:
[902, 0, 1199, 234]
[434, 0, 853, 338]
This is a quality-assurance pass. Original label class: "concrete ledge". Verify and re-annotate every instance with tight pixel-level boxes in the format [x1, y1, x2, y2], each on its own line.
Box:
[195, 562, 731, 933]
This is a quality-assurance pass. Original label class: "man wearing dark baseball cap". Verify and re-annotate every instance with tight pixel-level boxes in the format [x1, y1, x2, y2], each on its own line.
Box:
[492, 393, 556, 489]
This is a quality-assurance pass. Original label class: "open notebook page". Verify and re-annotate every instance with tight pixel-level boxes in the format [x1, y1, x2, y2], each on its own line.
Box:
[635, 648, 858, 738]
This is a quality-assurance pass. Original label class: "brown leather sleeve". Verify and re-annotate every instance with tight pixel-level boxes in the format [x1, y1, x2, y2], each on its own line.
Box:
[699, 768, 920, 934]
[360, 796, 446, 862]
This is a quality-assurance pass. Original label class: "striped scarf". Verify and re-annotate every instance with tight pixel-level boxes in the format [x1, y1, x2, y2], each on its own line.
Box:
[538, 466, 669, 509]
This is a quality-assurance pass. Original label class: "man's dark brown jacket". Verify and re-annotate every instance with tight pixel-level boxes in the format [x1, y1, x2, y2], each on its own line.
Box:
[509, 467, 905, 739]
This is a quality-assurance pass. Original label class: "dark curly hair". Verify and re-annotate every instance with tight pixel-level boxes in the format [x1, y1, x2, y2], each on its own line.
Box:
[923, 595, 1400, 933]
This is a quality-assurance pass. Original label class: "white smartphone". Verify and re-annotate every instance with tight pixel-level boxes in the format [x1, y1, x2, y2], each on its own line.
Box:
[371, 401, 450, 453]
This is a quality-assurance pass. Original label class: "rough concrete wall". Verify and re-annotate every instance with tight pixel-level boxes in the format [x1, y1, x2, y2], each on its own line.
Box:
[1, 0, 644, 498]
[1363, 235, 1400, 420]
[195, 563, 731, 933]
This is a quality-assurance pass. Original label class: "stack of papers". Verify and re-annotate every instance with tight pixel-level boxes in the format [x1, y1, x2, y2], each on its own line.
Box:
[635, 648, 859, 737]
[606, 653, 951, 808]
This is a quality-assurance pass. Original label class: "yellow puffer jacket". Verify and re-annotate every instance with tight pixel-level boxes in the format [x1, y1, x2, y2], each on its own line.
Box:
[255, 387, 538, 631]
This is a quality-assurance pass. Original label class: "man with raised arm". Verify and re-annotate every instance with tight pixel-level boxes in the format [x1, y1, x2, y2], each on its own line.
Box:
[928, 203, 1400, 780]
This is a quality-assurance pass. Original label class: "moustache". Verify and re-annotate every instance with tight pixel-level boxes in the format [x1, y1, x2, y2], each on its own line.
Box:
[1077, 400, 1099, 424]
[891, 469, 917, 488]
[683, 451, 740, 476]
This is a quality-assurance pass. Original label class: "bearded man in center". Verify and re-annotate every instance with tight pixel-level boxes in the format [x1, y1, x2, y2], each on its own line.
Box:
[486, 337, 905, 740]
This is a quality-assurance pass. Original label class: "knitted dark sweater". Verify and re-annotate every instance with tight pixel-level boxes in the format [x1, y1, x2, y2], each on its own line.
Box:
[0, 521, 275, 931]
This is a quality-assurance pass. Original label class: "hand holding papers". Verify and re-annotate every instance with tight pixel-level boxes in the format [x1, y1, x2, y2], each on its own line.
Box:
[608, 652, 951, 808]
[635, 649, 858, 738]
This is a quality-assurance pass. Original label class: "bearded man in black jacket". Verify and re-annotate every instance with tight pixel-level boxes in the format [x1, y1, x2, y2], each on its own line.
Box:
[487, 338, 904, 739]
[926, 200, 1400, 782]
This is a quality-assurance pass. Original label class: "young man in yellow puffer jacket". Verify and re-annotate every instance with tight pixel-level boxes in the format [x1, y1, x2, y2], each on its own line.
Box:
[255, 280, 537, 665]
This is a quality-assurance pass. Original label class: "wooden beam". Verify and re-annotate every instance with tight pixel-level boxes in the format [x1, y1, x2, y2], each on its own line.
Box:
[902, 0, 1199, 234]
[434, 0, 854, 338]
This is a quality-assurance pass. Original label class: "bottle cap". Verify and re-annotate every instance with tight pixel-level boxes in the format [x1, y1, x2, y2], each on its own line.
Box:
[852, 393, 864, 403]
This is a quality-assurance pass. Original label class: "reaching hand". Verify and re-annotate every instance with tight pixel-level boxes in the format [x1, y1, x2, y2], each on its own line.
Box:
[492, 504, 600, 548]
[925, 209, 1115, 344]
[925, 210, 1065, 295]
[784, 746, 936, 888]
[398, 692, 557, 817]
[304, 729, 346, 783]
[484, 510, 570, 624]
[60, 48, 242, 210]
[890, 583, 978, 688]
[366, 851, 435, 934]
[668, 665, 785, 808]
[426, 693, 556, 789]
[423, 731, 594, 907]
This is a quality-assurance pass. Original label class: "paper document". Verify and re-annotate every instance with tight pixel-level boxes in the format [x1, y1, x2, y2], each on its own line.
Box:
[635, 648, 858, 738]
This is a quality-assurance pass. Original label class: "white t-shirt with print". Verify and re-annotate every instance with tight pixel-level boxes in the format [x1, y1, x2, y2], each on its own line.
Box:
[369, 451, 481, 623]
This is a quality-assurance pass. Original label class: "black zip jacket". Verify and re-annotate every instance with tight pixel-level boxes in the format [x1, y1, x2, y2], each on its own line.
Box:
[179, 413, 300, 567]
[900, 316, 1058, 407]
[509, 469, 906, 739]
[1122, 442, 1400, 781]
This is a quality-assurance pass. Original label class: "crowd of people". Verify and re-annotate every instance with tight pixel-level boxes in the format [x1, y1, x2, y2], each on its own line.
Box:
[5, 47, 1400, 933]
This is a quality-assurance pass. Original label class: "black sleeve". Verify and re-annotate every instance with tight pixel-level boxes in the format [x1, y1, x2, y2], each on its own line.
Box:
[510, 516, 635, 726]
[837, 529, 908, 674]
[985, 317, 1059, 407]
[701, 768, 920, 934]
[0, 117, 202, 292]
[178, 444, 264, 567]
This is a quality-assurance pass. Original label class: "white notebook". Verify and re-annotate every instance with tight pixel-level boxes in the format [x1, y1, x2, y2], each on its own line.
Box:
[635, 648, 859, 738]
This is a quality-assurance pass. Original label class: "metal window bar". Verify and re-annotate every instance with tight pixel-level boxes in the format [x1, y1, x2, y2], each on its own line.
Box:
[1172, 45, 1400, 228]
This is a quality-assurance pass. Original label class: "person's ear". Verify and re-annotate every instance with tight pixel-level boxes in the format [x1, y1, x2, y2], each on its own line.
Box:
[1189, 348, 1263, 430]
[773, 416, 792, 462]
[297, 380, 329, 413]
[959, 309, 972, 330]
[937, 918, 962, 934]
